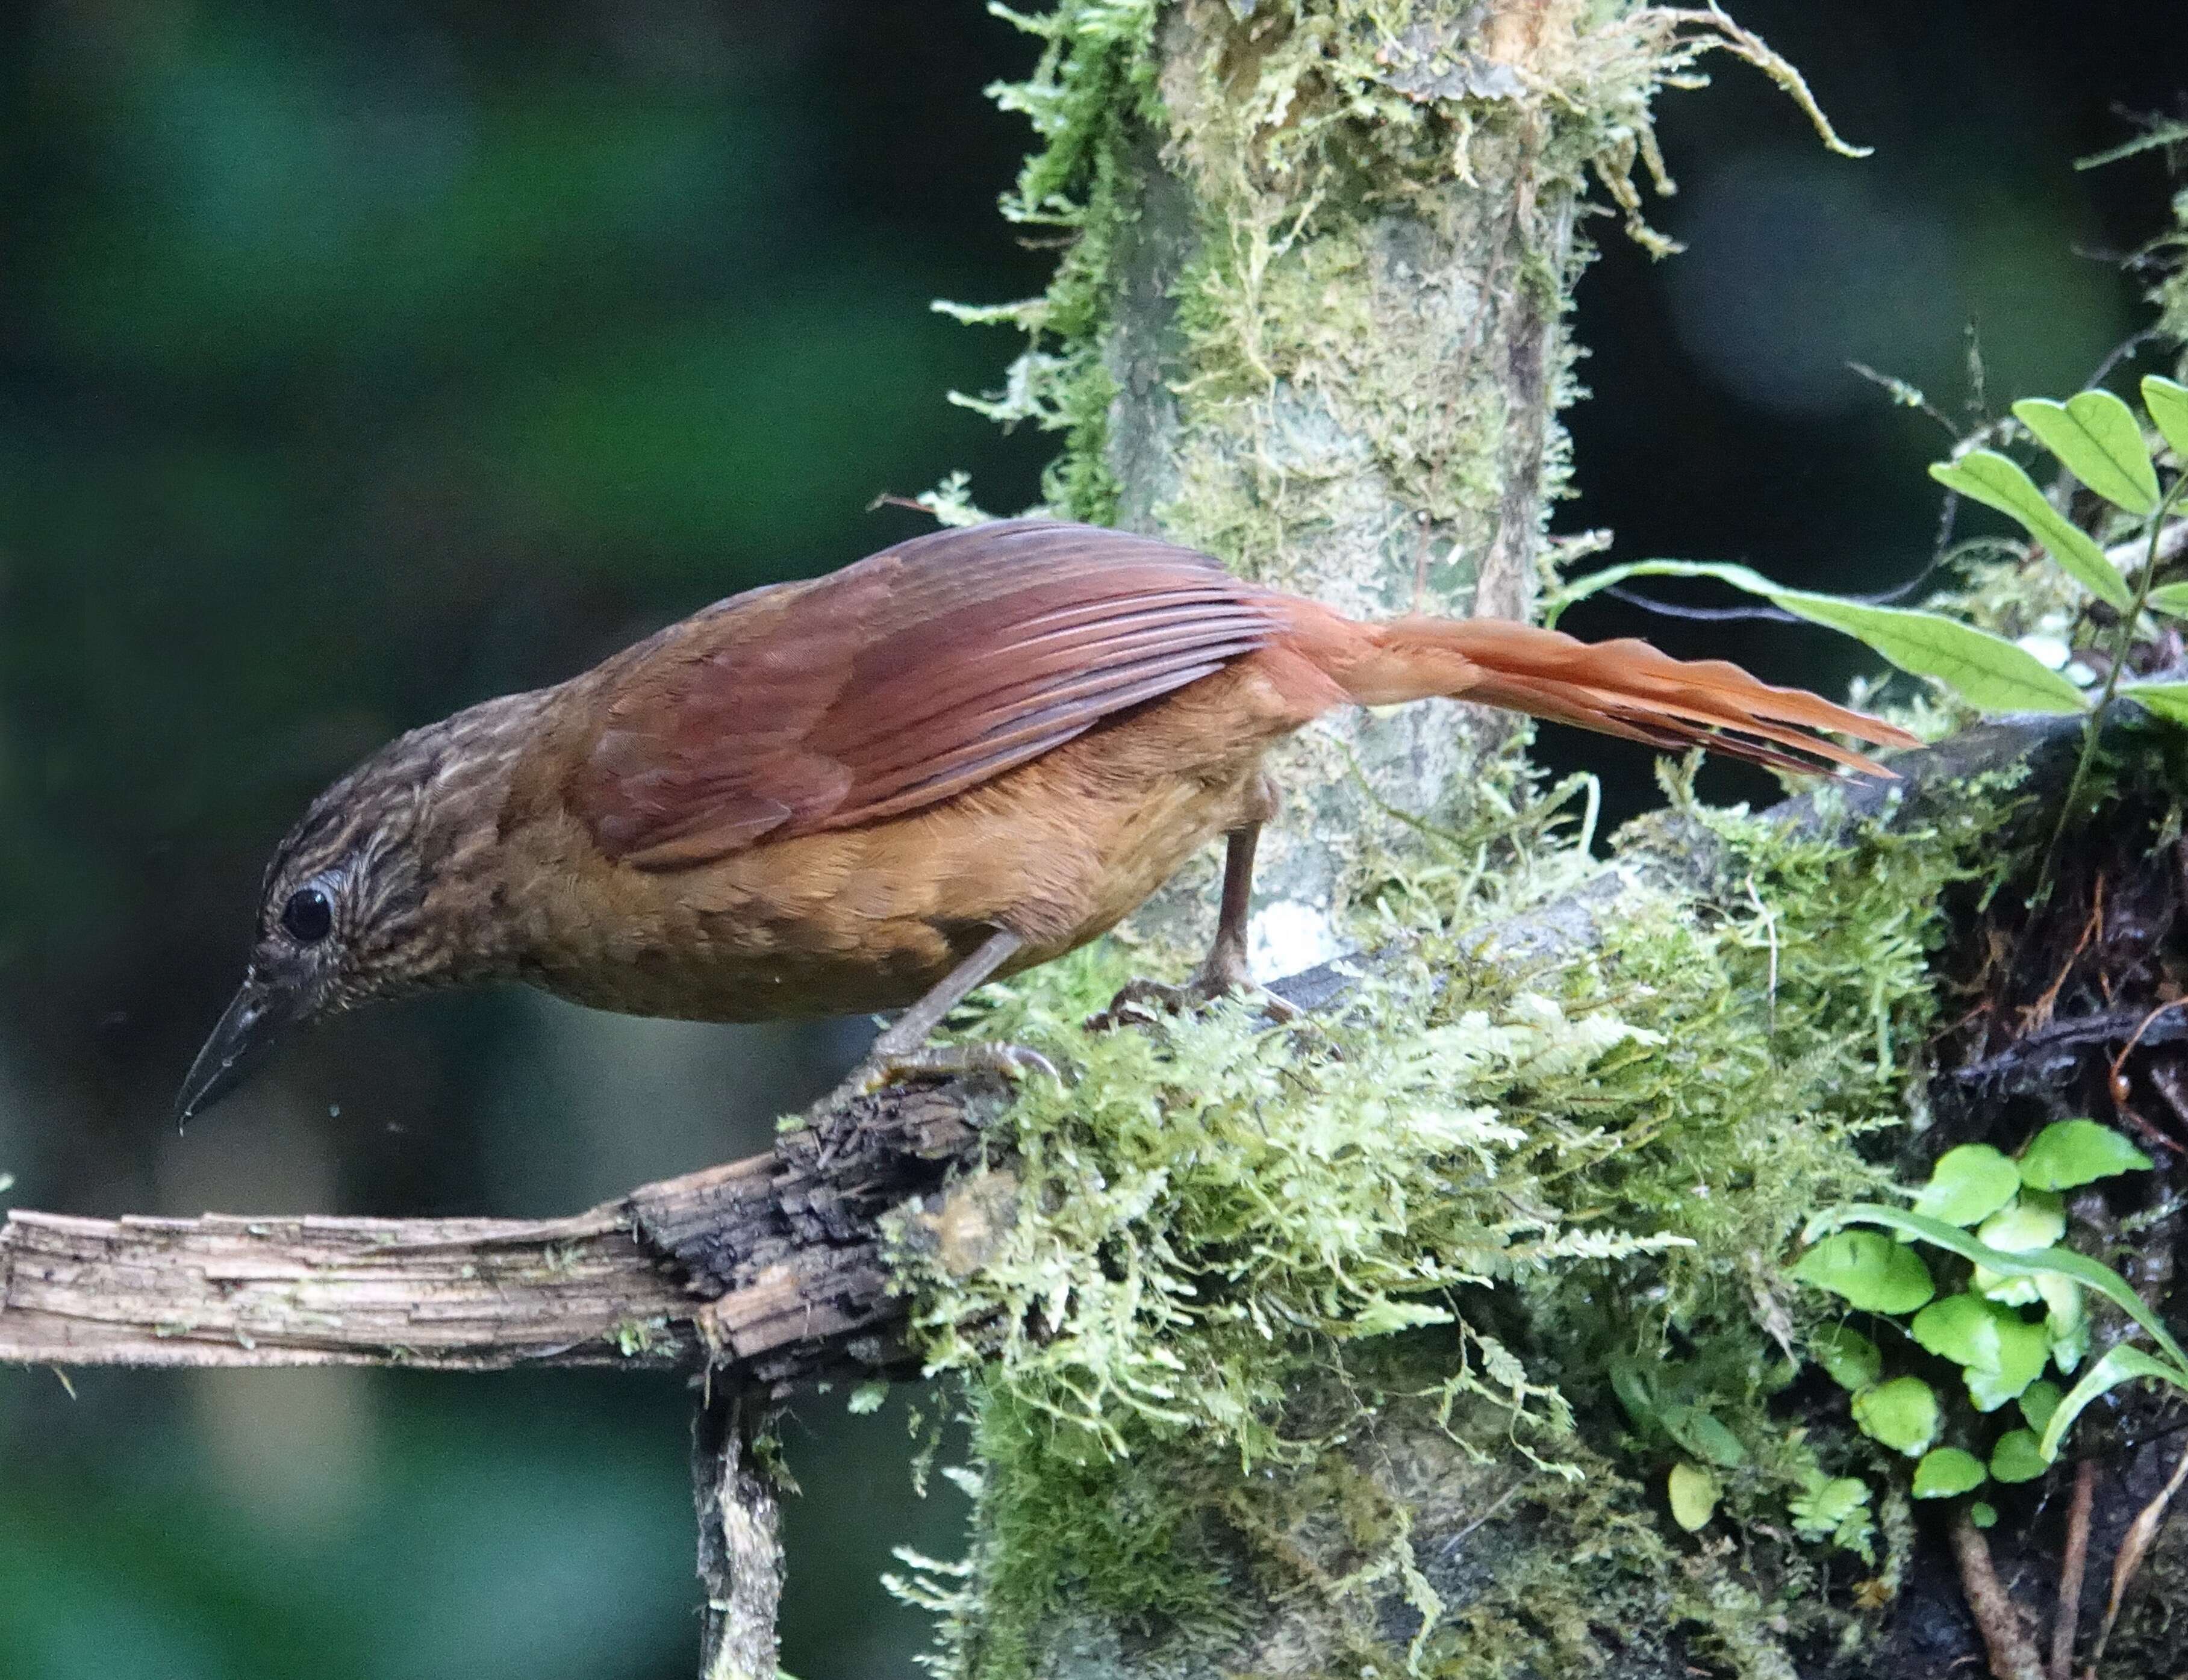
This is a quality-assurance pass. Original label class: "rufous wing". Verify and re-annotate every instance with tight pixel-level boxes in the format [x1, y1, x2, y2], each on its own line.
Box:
[570, 520, 1275, 871]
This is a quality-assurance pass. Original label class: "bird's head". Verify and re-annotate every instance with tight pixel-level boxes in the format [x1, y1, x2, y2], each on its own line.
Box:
[174, 692, 541, 1128]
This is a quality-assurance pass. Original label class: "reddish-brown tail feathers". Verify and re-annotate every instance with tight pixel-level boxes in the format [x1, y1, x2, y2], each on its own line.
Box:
[1274, 601, 1918, 777]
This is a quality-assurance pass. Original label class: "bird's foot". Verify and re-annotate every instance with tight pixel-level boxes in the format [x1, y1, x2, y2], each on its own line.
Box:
[1088, 969, 1301, 1031]
[822, 1040, 1060, 1109]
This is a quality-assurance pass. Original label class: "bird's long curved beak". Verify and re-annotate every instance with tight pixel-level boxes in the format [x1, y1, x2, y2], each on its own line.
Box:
[173, 972, 302, 1131]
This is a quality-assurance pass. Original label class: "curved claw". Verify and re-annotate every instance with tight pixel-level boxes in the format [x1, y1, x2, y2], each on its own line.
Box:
[1087, 974, 1301, 1032]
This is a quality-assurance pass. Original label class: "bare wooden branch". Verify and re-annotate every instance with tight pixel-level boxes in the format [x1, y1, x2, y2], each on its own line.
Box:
[0, 1080, 1005, 1392]
[0, 1202, 697, 1371]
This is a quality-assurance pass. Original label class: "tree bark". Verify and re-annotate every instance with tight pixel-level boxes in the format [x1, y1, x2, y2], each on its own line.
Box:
[0, 1081, 999, 1393]
[695, 1393, 787, 1680]
[1100, 0, 1579, 972]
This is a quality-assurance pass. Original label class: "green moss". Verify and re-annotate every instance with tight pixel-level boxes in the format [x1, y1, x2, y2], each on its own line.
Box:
[897, 960, 1639, 1464]
[933, 1, 1164, 524]
[880, 757, 2028, 1678]
[611, 1314, 673, 1359]
[896, 1389, 1245, 1680]
[902, 774, 1992, 1442]
[2154, 182, 2188, 367]
[940, 1, 1866, 567]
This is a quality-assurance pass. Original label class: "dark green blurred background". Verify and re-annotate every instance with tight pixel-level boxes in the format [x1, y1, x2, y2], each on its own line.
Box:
[0, 4, 2183, 1676]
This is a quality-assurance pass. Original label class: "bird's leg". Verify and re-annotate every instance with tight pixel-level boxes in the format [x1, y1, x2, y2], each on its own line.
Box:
[1195, 821, 1263, 994]
[823, 928, 1058, 1106]
[1097, 778, 1300, 1027]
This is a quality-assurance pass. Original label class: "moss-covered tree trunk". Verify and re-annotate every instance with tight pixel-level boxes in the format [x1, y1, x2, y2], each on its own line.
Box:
[952, 0, 1847, 972]
[905, 5, 1906, 1679]
[973, 0, 1639, 969]
[1089, 0, 1577, 972]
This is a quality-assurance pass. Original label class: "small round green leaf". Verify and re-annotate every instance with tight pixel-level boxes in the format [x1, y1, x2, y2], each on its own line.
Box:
[1853, 1375, 1941, 1456]
[1793, 1231, 1936, 1314]
[2013, 392, 2160, 516]
[1913, 1145, 2023, 1227]
[1976, 1190, 2066, 1253]
[1812, 1325, 1883, 1392]
[2018, 1119, 2154, 1190]
[1668, 1460, 1721, 1531]
[1990, 1429, 2048, 1484]
[1913, 1446, 1987, 1499]
[1911, 1293, 2009, 1368]
[1971, 1263, 2041, 1307]
[1801, 1202, 2188, 1377]
[2019, 1379, 2064, 1435]
[1970, 1500, 1999, 1529]
[1990, 1310, 2052, 1388]
[1913, 1294, 2051, 1409]
[1966, 1314, 2052, 1412]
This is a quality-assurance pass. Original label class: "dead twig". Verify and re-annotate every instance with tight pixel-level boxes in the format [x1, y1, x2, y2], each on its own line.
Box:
[2093, 1437, 2188, 1665]
[2051, 1458, 2095, 1680]
[1951, 1508, 2047, 1680]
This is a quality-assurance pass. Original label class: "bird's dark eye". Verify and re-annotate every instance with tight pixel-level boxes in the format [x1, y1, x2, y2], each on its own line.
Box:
[281, 886, 334, 945]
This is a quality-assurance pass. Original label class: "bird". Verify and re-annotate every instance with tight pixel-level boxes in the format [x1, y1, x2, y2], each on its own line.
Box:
[174, 518, 1918, 1126]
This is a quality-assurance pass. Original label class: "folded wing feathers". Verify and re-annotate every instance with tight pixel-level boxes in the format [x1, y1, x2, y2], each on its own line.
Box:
[588, 520, 1915, 873]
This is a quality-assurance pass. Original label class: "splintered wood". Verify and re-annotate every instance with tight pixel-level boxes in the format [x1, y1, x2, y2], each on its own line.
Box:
[0, 1082, 993, 1389]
